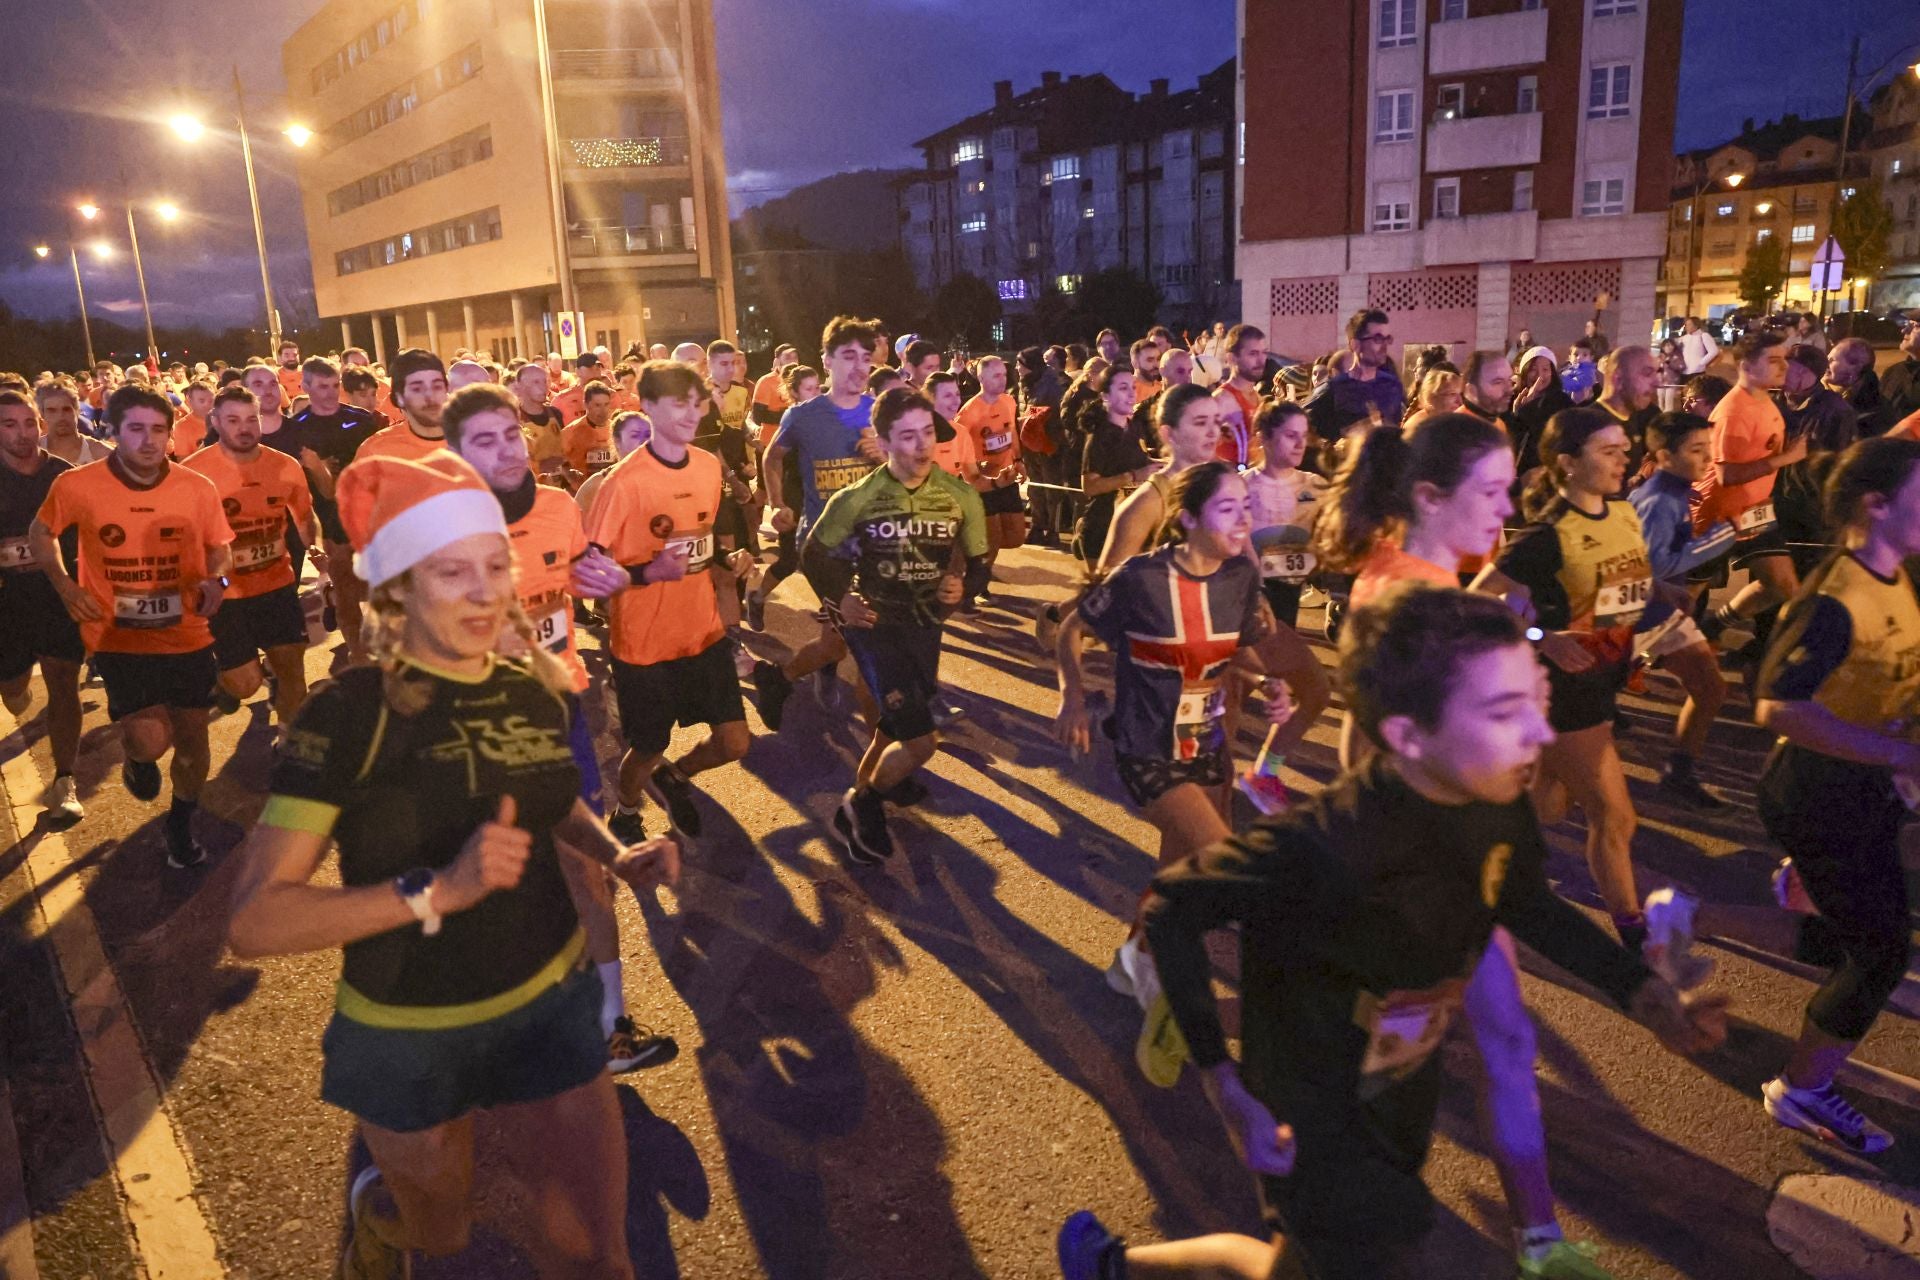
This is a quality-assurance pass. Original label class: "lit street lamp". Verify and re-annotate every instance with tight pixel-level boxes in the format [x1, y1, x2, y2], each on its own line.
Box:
[166, 67, 311, 351]
[82, 194, 179, 363]
[38, 208, 110, 367]
[1681, 168, 1747, 322]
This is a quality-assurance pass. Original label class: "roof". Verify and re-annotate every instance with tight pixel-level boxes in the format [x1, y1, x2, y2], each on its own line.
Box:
[909, 60, 1234, 157]
[1680, 113, 1853, 165]
[911, 73, 1131, 152]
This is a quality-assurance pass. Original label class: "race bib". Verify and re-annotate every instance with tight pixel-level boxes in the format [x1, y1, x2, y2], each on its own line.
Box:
[531, 607, 569, 654]
[231, 539, 283, 574]
[114, 589, 184, 629]
[1594, 575, 1651, 630]
[1736, 501, 1777, 536]
[1260, 548, 1315, 584]
[1172, 686, 1224, 761]
[0, 536, 35, 572]
[983, 431, 1013, 455]
[1354, 987, 1460, 1098]
[667, 531, 714, 573]
[586, 447, 615, 466]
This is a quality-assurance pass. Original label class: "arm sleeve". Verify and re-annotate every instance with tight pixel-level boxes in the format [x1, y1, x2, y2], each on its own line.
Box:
[1142, 820, 1342, 1067]
[1756, 592, 1852, 702]
[1672, 520, 1738, 578]
[1496, 831, 1650, 1009]
[1495, 523, 1571, 629]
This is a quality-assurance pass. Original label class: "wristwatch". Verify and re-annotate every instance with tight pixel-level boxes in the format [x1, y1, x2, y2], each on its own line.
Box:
[394, 867, 442, 936]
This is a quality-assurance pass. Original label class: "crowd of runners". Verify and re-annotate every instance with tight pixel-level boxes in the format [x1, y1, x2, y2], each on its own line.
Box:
[2, 307, 1919, 1279]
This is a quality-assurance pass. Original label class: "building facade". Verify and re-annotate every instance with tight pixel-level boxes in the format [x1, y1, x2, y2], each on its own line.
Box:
[1863, 75, 1920, 312]
[284, 0, 734, 364]
[1657, 116, 1870, 322]
[898, 63, 1236, 336]
[1237, 0, 1680, 364]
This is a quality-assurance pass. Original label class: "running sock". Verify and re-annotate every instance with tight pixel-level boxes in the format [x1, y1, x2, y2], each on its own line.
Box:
[1517, 1223, 1564, 1262]
[597, 961, 625, 1033]
[1613, 912, 1648, 952]
[1666, 750, 1696, 778]
[614, 803, 642, 819]
[166, 797, 197, 843]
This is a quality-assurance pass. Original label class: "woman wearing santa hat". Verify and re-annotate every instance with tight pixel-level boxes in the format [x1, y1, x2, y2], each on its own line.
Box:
[227, 450, 679, 1279]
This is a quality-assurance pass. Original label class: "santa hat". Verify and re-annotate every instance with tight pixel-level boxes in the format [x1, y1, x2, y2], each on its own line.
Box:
[336, 453, 508, 588]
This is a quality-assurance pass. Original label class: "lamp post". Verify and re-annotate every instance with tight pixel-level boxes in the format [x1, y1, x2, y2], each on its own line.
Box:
[167, 66, 311, 352]
[35, 233, 103, 368]
[1682, 168, 1744, 323]
[531, 0, 580, 334]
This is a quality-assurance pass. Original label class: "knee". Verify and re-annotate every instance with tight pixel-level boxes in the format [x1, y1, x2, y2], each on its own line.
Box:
[222, 665, 263, 699]
[0, 678, 29, 716]
[715, 722, 751, 763]
[124, 717, 172, 761]
[905, 734, 939, 767]
[1597, 799, 1636, 849]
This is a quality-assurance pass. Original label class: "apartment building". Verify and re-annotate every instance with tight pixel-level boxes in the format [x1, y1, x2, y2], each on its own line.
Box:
[283, 0, 734, 365]
[1238, 0, 1681, 364]
[1657, 115, 1870, 321]
[1863, 74, 1920, 311]
[898, 63, 1236, 338]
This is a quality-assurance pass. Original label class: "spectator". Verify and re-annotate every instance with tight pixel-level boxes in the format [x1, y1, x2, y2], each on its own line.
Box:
[1791, 311, 1828, 354]
[1304, 308, 1406, 442]
[1825, 336, 1883, 426]
[1679, 315, 1720, 375]
[1509, 344, 1570, 474]
[1506, 327, 1535, 365]
[1403, 364, 1463, 428]
[1874, 317, 1920, 436]
[1781, 344, 1858, 455]
[1583, 318, 1612, 361]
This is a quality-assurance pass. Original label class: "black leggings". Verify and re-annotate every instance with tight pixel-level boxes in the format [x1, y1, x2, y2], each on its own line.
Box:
[1760, 746, 1911, 1042]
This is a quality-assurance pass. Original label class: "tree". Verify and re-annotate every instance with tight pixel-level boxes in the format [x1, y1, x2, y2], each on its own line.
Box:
[1074, 268, 1163, 341]
[1832, 179, 1894, 299]
[1737, 236, 1788, 314]
[927, 273, 1002, 350]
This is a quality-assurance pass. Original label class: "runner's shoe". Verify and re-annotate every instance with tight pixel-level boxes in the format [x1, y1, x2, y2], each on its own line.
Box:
[46, 775, 84, 827]
[607, 1016, 679, 1073]
[213, 686, 243, 717]
[1106, 935, 1162, 1010]
[1763, 1076, 1893, 1154]
[752, 660, 793, 732]
[166, 830, 208, 870]
[832, 788, 894, 865]
[1035, 603, 1062, 653]
[340, 1164, 408, 1280]
[1056, 1210, 1124, 1280]
[1658, 762, 1726, 810]
[928, 698, 967, 729]
[730, 636, 757, 681]
[652, 762, 703, 837]
[746, 592, 767, 632]
[1772, 858, 1818, 914]
[813, 668, 847, 713]
[1518, 1239, 1618, 1280]
[607, 806, 647, 846]
[1136, 993, 1189, 1087]
[1642, 888, 1714, 989]
[122, 757, 162, 802]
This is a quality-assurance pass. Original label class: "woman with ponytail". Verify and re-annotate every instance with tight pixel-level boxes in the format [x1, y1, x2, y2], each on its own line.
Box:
[229, 450, 680, 1278]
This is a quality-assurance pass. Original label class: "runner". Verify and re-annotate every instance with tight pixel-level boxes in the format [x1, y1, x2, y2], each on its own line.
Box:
[573, 410, 652, 519]
[585, 360, 755, 843]
[225, 450, 680, 1279]
[0, 389, 86, 825]
[754, 316, 883, 730]
[1594, 345, 1660, 486]
[287, 356, 384, 665]
[1059, 585, 1727, 1280]
[1130, 338, 1163, 405]
[438, 383, 675, 1074]
[802, 387, 987, 864]
[183, 386, 321, 729]
[694, 340, 758, 596]
[751, 345, 798, 452]
[1626, 413, 1737, 808]
[176, 379, 215, 457]
[36, 378, 113, 466]
[1497, 408, 1656, 946]
[30, 386, 234, 868]
[1211, 325, 1268, 468]
[561, 381, 620, 484]
[551, 351, 606, 424]
[1696, 331, 1806, 658]
[340, 365, 392, 425]
[1075, 366, 1155, 567]
[273, 339, 304, 404]
[743, 362, 821, 632]
[925, 371, 979, 484]
[1306, 308, 1408, 444]
[1243, 399, 1327, 629]
[240, 361, 296, 452]
[510, 362, 569, 486]
[351, 350, 451, 466]
[955, 356, 1023, 604]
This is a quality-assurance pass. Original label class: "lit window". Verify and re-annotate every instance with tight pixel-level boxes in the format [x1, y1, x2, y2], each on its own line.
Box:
[1378, 0, 1416, 47]
[1580, 177, 1625, 216]
[961, 214, 987, 234]
[1372, 201, 1411, 232]
[1587, 64, 1631, 119]
[954, 138, 984, 163]
[1432, 178, 1460, 220]
[1374, 91, 1415, 143]
[1050, 155, 1080, 182]
[1842, 185, 1858, 200]
[1055, 273, 1080, 294]
[1082, 206, 1095, 219]
[1755, 228, 1772, 243]
[1513, 170, 1533, 211]
[1791, 223, 1816, 243]
[1517, 76, 1538, 114]
[1716, 203, 1735, 217]
[997, 279, 1028, 301]
[1893, 158, 1905, 176]
[1593, 0, 1636, 15]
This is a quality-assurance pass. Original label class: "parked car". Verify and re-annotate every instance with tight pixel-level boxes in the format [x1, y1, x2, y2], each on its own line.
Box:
[1826, 309, 1909, 348]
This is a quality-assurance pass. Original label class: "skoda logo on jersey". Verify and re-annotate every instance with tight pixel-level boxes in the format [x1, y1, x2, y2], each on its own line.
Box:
[875, 561, 898, 579]
[99, 523, 126, 548]
[649, 514, 675, 538]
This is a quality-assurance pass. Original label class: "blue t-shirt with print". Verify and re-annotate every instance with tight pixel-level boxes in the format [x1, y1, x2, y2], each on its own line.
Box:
[770, 393, 874, 531]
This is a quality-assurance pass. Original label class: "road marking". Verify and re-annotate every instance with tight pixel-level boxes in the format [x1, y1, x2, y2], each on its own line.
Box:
[1767, 1175, 1920, 1278]
[1, 723, 222, 1278]
[0, 1077, 37, 1280]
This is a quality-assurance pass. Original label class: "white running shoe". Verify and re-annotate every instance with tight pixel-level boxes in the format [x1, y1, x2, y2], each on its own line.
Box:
[1642, 887, 1714, 989]
[1763, 1076, 1893, 1155]
[1105, 937, 1140, 999]
[1109, 935, 1163, 1012]
[341, 1164, 409, 1279]
[46, 775, 84, 827]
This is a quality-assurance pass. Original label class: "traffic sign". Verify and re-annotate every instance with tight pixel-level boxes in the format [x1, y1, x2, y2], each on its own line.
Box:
[555, 310, 586, 359]
[1811, 236, 1846, 294]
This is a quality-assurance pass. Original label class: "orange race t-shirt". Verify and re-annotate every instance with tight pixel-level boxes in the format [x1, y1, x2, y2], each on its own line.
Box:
[509, 484, 590, 692]
[561, 417, 617, 477]
[276, 365, 305, 403]
[932, 417, 979, 482]
[1349, 542, 1457, 609]
[1694, 388, 1786, 534]
[956, 393, 1018, 489]
[36, 458, 235, 654]
[351, 425, 449, 465]
[182, 445, 314, 599]
[173, 413, 212, 459]
[585, 444, 725, 666]
[752, 372, 791, 450]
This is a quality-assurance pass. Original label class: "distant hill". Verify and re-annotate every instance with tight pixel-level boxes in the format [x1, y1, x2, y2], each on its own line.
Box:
[733, 168, 912, 253]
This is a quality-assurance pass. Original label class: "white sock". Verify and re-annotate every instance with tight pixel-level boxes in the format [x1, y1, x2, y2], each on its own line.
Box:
[597, 961, 625, 1033]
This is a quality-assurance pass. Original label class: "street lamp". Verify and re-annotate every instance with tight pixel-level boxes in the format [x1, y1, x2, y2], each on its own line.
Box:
[1682, 168, 1747, 322]
[37, 215, 103, 367]
[33, 244, 49, 259]
[84, 196, 178, 363]
[165, 67, 313, 352]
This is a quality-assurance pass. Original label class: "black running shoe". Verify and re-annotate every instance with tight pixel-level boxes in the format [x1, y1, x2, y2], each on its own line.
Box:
[122, 758, 162, 802]
[1660, 766, 1727, 810]
[746, 592, 767, 632]
[833, 789, 893, 865]
[607, 1017, 679, 1073]
[652, 763, 703, 837]
[607, 807, 647, 846]
[753, 660, 793, 731]
[165, 833, 208, 870]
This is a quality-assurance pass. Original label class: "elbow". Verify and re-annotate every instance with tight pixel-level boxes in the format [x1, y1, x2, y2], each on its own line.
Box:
[1753, 699, 1788, 732]
[226, 910, 269, 960]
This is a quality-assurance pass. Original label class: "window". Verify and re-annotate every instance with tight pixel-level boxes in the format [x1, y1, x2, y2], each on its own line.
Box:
[326, 126, 492, 216]
[971, 180, 987, 193]
[954, 138, 984, 163]
[1593, 0, 1636, 14]
[1372, 199, 1412, 232]
[992, 128, 1017, 152]
[1055, 273, 1080, 294]
[1513, 170, 1534, 211]
[1791, 223, 1816, 243]
[1375, 91, 1415, 143]
[1587, 64, 1631, 119]
[1517, 75, 1538, 114]
[960, 213, 987, 234]
[1580, 177, 1625, 216]
[1842, 186, 1858, 200]
[1894, 158, 1905, 176]
[1378, 0, 1416, 47]
[1050, 155, 1080, 182]
[323, 43, 483, 148]
[1436, 83, 1465, 119]
[1081, 205, 1095, 219]
[1793, 194, 1819, 214]
[1755, 227, 1773, 243]
[334, 206, 500, 276]
[1441, 0, 1467, 18]
[1707, 238, 1735, 258]
[1432, 178, 1460, 220]
[997, 279, 1028, 301]
[1715, 202, 1735, 218]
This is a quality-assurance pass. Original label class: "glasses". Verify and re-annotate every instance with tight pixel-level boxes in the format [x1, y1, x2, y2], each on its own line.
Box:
[1360, 332, 1392, 344]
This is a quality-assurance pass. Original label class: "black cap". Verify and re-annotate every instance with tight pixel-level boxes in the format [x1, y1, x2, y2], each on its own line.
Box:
[576, 350, 605, 370]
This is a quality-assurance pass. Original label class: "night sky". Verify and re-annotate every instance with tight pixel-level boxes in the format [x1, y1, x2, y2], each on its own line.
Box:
[0, 0, 1909, 336]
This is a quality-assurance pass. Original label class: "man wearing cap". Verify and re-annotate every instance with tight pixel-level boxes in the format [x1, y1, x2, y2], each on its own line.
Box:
[552, 351, 607, 424]
[1873, 318, 1920, 436]
[350, 349, 452, 467]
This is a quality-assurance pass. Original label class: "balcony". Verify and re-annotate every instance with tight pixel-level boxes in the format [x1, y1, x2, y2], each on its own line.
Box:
[1428, 7, 1549, 76]
[568, 221, 698, 268]
[1425, 112, 1541, 172]
[1423, 210, 1538, 266]
[550, 47, 679, 86]
[562, 136, 691, 176]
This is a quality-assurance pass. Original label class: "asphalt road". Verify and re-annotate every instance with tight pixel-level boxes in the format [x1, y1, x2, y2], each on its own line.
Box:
[5, 544, 1920, 1279]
